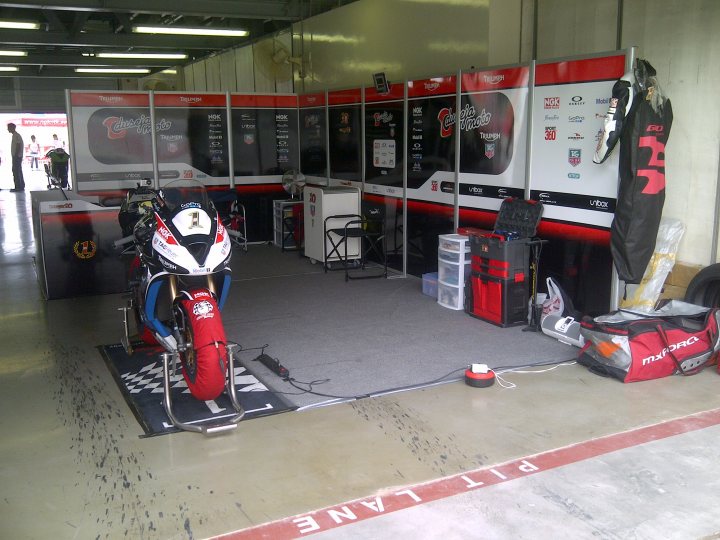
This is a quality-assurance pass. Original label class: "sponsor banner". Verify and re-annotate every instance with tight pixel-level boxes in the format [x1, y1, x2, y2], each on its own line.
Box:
[328, 88, 362, 106]
[529, 55, 626, 227]
[70, 92, 149, 107]
[153, 93, 227, 108]
[457, 66, 529, 214]
[461, 66, 530, 92]
[406, 83, 455, 204]
[535, 54, 626, 86]
[329, 103, 361, 181]
[231, 106, 299, 183]
[407, 76, 456, 98]
[300, 108, 327, 176]
[531, 189, 616, 228]
[366, 97, 404, 189]
[460, 184, 524, 200]
[299, 92, 326, 108]
[69, 91, 154, 191]
[155, 93, 230, 185]
[230, 94, 298, 108]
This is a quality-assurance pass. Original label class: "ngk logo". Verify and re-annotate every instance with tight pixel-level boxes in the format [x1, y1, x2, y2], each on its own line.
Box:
[642, 336, 700, 366]
[544, 97, 560, 109]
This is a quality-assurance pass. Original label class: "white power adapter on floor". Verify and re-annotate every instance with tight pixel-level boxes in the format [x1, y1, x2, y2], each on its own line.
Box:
[465, 363, 495, 387]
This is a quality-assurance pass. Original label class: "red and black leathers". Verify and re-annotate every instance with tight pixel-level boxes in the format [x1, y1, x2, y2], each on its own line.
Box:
[594, 59, 673, 284]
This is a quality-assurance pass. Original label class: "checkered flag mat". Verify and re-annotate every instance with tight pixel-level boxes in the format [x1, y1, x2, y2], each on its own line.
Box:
[121, 362, 269, 395]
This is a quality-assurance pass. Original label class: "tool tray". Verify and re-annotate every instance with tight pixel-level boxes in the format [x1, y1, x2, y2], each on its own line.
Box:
[492, 197, 543, 239]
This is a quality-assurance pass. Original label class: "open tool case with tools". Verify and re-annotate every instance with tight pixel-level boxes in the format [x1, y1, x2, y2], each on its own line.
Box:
[464, 198, 544, 327]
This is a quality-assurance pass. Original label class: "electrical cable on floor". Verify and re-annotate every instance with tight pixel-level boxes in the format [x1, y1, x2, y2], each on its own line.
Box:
[232, 341, 579, 399]
[493, 360, 578, 389]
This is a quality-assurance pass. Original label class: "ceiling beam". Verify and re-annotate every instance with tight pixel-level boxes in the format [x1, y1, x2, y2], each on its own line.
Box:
[0, 1, 302, 20]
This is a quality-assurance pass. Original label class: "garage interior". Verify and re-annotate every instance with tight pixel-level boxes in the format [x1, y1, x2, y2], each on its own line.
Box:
[2, 1, 720, 539]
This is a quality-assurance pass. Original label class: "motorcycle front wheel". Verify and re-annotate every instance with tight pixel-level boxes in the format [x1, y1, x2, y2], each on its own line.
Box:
[174, 293, 228, 401]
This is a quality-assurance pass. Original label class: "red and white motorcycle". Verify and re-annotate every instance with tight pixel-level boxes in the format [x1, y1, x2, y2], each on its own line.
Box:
[116, 179, 244, 434]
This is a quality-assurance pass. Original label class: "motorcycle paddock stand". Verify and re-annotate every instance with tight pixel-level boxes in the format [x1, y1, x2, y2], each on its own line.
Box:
[160, 343, 246, 435]
[118, 305, 135, 355]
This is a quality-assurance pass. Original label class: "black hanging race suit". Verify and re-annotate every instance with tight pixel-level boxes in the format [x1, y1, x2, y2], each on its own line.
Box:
[593, 59, 673, 284]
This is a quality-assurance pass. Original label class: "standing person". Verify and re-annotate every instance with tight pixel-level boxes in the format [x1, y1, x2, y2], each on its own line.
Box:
[7, 123, 25, 192]
[29, 135, 40, 170]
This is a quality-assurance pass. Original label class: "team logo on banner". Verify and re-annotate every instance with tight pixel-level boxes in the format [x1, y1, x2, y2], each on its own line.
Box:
[568, 148, 582, 167]
[485, 143, 495, 159]
[244, 133, 255, 145]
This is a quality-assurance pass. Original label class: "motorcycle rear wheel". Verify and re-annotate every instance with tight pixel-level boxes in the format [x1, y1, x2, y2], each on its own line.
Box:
[175, 300, 228, 401]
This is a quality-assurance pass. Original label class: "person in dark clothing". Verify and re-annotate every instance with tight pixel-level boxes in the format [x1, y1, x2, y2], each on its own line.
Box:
[7, 123, 25, 192]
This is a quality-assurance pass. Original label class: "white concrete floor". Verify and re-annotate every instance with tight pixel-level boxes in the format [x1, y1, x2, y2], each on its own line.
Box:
[1, 176, 720, 540]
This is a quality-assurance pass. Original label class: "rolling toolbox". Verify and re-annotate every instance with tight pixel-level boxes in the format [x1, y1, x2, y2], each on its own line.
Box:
[465, 198, 543, 327]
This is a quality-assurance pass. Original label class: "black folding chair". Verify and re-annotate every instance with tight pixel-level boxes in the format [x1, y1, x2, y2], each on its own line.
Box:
[323, 213, 387, 281]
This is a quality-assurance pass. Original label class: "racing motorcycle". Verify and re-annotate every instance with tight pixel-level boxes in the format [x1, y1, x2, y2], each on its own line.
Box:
[115, 179, 244, 433]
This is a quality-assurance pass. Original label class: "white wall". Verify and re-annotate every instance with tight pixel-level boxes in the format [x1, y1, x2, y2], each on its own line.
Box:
[179, 0, 720, 268]
[292, 0, 500, 92]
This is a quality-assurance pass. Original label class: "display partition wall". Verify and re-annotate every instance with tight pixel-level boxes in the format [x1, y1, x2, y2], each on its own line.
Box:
[65, 49, 630, 314]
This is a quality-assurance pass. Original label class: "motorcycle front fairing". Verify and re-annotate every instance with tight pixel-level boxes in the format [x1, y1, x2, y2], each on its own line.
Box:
[138, 180, 233, 348]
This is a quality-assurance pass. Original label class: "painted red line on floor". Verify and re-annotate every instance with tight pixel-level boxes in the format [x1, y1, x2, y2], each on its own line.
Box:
[211, 407, 720, 540]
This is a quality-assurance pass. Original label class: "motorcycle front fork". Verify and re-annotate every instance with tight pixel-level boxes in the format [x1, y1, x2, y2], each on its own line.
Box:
[169, 274, 218, 357]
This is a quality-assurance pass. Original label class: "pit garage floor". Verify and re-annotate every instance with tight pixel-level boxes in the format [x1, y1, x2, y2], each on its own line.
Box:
[2, 179, 720, 540]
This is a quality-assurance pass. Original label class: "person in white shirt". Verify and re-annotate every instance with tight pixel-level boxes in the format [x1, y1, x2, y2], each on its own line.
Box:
[29, 134, 40, 170]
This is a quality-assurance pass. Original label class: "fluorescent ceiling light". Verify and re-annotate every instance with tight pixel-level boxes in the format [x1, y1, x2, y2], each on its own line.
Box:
[75, 68, 150, 74]
[97, 52, 188, 60]
[0, 50, 27, 57]
[0, 20, 40, 30]
[161, 69, 177, 75]
[0, 66, 20, 72]
[133, 25, 248, 37]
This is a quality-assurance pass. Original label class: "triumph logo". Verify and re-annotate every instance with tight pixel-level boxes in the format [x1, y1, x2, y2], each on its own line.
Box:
[424, 82, 440, 91]
[181, 96, 202, 103]
[483, 74, 505, 84]
[99, 96, 123, 103]
[642, 336, 700, 366]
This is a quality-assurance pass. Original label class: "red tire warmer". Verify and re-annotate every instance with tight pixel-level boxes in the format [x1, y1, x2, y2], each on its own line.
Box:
[179, 289, 228, 400]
